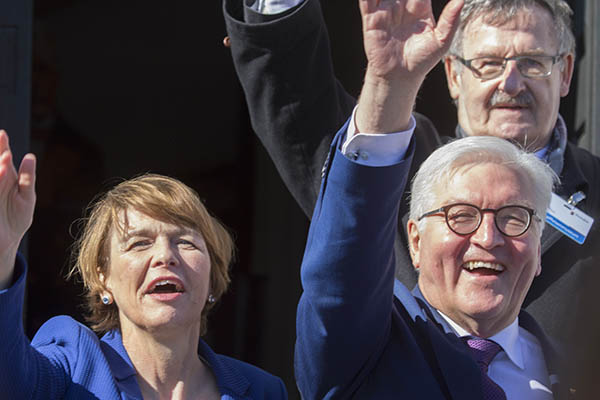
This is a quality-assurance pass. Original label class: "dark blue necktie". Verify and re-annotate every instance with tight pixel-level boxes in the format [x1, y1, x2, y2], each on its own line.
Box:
[464, 338, 508, 400]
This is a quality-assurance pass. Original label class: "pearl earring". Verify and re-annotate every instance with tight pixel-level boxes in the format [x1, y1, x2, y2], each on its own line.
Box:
[207, 294, 216, 304]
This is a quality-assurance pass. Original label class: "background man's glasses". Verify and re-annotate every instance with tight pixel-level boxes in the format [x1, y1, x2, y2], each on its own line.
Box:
[453, 54, 563, 80]
[418, 203, 540, 237]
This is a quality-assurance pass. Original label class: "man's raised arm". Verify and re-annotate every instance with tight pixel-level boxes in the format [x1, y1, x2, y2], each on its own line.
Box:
[223, 0, 356, 217]
[355, 0, 463, 134]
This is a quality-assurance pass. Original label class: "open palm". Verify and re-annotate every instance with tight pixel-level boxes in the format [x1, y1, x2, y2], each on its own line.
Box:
[360, 0, 463, 80]
[0, 130, 36, 257]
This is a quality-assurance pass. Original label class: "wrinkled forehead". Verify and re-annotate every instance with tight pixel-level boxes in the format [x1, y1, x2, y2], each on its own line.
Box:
[432, 162, 536, 207]
[461, 5, 559, 54]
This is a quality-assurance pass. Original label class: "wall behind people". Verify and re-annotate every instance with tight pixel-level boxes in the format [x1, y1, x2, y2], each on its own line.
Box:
[0, 1, 32, 177]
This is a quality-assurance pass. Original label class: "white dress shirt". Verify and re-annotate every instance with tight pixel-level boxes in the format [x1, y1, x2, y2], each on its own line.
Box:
[439, 313, 554, 399]
[248, 0, 303, 14]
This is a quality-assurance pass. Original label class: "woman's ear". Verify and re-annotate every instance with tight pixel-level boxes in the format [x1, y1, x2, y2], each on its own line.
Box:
[98, 271, 114, 305]
[99, 270, 112, 291]
[407, 220, 422, 269]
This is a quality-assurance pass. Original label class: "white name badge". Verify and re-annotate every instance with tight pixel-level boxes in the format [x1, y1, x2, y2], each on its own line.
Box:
[546, 193, 594, 244]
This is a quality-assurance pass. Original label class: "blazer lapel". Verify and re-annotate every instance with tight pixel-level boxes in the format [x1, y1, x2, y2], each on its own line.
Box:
[100, 330, 144, 399]
[198, 339, 251, 399]
[408, 285, 482, 400]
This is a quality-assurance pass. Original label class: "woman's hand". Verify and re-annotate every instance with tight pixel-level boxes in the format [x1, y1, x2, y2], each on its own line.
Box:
[0, 130, 36, 289]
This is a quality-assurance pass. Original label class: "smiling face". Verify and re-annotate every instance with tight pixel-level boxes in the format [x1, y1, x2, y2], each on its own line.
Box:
[103, 208, 211, 336]
[445, 4, 574, 151]
[408, 162, 542, 337]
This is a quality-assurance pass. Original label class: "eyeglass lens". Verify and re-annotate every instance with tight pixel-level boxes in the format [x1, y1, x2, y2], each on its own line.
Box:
[469, 56, 555, 79]
[446, 204, 531, 236]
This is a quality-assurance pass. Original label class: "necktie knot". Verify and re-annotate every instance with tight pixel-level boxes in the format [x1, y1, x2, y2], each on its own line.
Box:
[465, 338, 503, 370]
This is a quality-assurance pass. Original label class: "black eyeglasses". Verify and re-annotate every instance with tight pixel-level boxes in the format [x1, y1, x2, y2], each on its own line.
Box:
[417, 203, 540, 237]
[453, 54, 564, 80]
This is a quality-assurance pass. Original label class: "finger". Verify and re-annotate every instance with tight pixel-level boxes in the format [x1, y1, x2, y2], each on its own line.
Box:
[0, 148, 14, 183]
[0, 130, 9, 156]
[435, 0, 464, 47]
[18, 153, 36, 201]
[0, 130, 16, 184]
[359, 0, 385, 16]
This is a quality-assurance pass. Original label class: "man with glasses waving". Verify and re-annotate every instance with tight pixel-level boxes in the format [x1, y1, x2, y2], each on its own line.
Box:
[298, 132, 566, 398]
[224, 0, 600, 362]
[295, 2, 573, 397]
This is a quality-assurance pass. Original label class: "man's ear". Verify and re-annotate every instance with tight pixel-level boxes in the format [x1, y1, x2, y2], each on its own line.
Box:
[444, 56, 462, 102]
[559, 52, 575, 97]
[407, 220, 422, 269]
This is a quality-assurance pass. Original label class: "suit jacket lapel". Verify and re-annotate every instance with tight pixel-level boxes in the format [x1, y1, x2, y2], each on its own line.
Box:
[408, 285, 482, 400]
[100, 330, 144, 399]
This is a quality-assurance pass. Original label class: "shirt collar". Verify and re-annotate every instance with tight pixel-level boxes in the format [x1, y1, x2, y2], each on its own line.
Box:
[197, 338, 251, 397]
[534, 144, 550, 160]
[100, 330, 143, 398]
[437, 311, 525, 370]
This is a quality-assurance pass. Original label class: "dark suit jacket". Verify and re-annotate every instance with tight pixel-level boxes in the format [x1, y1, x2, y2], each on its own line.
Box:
[223, 0, 600, 359]
[296, 122, 571, 399]
[0, 255, 288, 399]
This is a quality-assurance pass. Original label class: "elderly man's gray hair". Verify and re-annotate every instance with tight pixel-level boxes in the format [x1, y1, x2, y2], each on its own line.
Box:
[409, 136, 559, 233]
[449, 0, 576, 57]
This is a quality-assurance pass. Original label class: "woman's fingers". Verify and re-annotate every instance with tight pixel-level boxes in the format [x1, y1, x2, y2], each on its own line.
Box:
[18, 153, 36, 202]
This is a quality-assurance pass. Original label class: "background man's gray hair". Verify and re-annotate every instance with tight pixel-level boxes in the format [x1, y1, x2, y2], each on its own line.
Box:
[409, 136, 559, 233]
[448, 0, 576, 57]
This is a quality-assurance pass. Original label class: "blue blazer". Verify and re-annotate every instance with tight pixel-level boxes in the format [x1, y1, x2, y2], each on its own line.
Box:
[0, 256, 287, 399]
[295, 121, 571, 399]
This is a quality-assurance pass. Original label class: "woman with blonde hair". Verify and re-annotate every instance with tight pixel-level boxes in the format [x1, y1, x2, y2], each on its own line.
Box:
[0, 130, 287, 399]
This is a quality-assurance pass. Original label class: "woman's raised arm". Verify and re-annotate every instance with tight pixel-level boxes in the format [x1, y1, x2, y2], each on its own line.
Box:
[0, 130, 36, 290]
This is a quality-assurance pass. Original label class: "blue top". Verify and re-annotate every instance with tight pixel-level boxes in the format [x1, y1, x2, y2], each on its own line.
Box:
[0, 255, 287, 399]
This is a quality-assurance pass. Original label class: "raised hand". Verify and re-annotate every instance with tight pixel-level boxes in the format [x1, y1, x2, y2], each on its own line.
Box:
[0, 130, 36, 289]
[360, 0, 463, 80]
[356, 0, 463, 133]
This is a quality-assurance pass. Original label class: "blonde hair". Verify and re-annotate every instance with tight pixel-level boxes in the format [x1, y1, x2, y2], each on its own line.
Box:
[69, 173, 233, 335]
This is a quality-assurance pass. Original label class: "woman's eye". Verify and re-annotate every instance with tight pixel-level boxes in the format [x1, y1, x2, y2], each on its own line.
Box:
[178, 239, 197, 248]
[129, 240, 151, 249]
